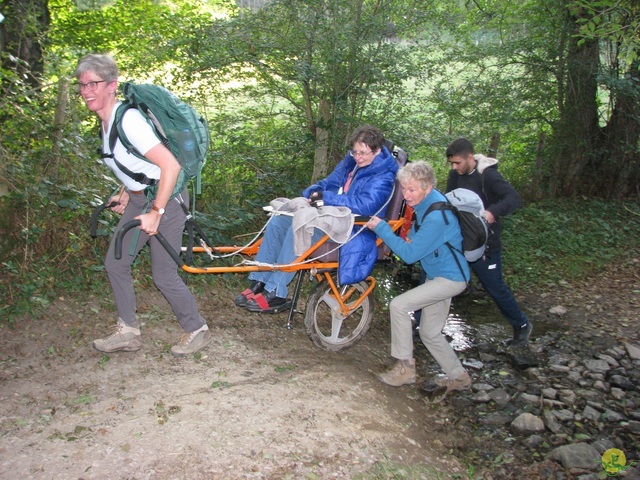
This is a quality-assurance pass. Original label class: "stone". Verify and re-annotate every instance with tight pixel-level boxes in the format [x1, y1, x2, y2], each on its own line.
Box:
[627, 420, 640, 435]
[593, 380, 609, 392]
[478, 412, 512, 426]
[547, 442, 600, 470]
[559, 390, 577, 406]
[583, 359, 610, 375]
[582, 405, 601, 422]
[609, 375, 635, 391]
[553, 409, 575, 422]
[610, 387, 625, 400]
[601, 409, 625, 422]
[462, 358, 484, 370]
[472, 383, 494, 392]
[523, 434, 545, 448]
[542, 387, 557, 399]
[591, 438, 615, 454]
[596, 353, 620, 368]
[511, 412, 546, 435]
[471, 391, 491, 403]
[488, 388, 511, 408]
[625, 342, 640, 361]
[549, 305, 567, 315]
[543, 410, 564, 434]
[520, 393, 541, 406]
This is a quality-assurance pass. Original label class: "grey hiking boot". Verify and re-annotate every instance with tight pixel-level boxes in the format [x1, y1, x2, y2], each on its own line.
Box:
[93, 319, 142, 353]
[377, 359, 417, 387]
[435, 371, 472, 393]
[510, 321, 533, 347]
[170, 325, 212, 357]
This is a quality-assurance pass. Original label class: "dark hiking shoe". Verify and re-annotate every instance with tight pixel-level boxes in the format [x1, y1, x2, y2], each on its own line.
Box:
[510, 321, 533, 348]
[245, 290, 291, 313]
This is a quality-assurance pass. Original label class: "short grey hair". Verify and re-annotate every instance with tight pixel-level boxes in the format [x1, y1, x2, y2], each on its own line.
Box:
[397, 161, 436, 190]
[75, 54, 118, 82]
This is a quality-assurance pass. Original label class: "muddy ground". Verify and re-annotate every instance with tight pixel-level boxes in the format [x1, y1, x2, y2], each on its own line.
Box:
[0, 256, 638, 479]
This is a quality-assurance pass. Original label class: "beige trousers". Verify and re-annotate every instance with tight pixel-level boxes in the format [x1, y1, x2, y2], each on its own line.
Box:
[389, 276, 467, 379]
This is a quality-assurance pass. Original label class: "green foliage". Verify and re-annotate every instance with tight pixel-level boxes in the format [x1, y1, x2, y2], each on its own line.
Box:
[570, 0, 640, 69]
[181, 0, 432, 165]
[502, 198, 640, 290]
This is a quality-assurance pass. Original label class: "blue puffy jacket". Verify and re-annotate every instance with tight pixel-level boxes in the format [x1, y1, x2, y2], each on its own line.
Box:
[303, 146, 398, 285]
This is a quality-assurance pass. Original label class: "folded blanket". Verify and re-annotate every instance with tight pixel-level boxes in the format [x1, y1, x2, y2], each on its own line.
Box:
[269, 197, 354, 255]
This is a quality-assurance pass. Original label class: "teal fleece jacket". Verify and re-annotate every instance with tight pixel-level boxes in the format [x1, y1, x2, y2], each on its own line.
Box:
[373, 189, 469, 282]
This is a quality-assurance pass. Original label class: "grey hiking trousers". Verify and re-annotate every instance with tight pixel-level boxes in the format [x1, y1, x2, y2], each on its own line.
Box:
[389, 276, 467, 379]
[104, 188, 206, 333]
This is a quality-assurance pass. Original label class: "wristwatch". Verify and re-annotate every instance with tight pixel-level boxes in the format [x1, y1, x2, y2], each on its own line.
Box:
[152, 205, 166, 215]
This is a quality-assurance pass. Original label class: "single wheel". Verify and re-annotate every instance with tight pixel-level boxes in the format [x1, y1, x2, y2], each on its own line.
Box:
[304, 279, 374, 351]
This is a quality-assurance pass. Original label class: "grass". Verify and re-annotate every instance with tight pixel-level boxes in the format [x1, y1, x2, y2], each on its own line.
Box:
[501, 197, 640, 292]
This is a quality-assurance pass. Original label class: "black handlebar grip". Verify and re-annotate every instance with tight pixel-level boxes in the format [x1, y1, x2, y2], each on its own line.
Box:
[114, 220, 141, 260]
[113, 220, 184, 267]
[90, 201, 120, 238]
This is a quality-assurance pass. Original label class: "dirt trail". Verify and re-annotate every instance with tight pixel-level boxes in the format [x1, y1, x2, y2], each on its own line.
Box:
[2, 256, 638, 479]
[0, 287, 465, 479]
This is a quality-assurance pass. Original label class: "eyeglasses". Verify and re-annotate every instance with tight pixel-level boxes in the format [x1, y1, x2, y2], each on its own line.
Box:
[350, 149, 373, 158]
[75, 80, 107, 93]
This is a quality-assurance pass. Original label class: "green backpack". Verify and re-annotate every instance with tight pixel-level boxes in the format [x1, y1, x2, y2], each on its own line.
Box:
[102, 82, 209, 200]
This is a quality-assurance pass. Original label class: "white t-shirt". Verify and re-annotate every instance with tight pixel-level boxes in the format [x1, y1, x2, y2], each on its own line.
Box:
[102, 102, 162, 191]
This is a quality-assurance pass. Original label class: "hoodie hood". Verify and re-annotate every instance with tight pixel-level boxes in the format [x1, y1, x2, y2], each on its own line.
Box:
[474, 154, 498, 174]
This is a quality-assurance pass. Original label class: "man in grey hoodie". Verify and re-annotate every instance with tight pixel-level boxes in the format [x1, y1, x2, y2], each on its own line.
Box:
[445, 137, 532, 347]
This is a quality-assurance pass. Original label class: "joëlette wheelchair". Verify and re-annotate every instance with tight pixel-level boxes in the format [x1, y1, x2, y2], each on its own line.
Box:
[91, 147, 409, 352]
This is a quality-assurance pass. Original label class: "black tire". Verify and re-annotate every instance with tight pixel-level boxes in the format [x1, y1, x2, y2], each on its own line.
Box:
[304, 279, 374, 352]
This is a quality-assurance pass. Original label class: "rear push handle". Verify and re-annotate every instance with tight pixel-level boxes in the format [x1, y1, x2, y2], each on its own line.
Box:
[113, 219, 184, 267]
[90, 201, 119, 238]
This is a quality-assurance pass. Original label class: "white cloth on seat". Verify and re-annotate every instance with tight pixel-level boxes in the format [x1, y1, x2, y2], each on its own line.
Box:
[269, 197, 354, 255]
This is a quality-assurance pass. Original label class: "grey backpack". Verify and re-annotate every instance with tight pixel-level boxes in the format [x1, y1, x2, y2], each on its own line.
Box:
[423, 188, 490, 263]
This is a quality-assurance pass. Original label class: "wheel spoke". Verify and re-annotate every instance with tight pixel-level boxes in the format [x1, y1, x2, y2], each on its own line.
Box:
[329, 308, 345, 343]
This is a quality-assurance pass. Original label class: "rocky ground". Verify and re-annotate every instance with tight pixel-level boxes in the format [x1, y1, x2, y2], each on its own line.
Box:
[0, 255, 638, 479]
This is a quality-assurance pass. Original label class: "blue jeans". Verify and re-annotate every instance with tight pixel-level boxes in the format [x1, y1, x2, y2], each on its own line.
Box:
[470, 250, 529, 329]
[248, 215, 323, 298]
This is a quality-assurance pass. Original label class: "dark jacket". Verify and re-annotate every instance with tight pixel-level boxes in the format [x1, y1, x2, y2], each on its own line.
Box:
[303, 146, 398, 284]
[446, 154, 522, 254]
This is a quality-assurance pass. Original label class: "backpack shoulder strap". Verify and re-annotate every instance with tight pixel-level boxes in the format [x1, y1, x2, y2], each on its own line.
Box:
[415, 201, 451, 232]
[100, 103, 156, 187]
[419, 200, 470, 284]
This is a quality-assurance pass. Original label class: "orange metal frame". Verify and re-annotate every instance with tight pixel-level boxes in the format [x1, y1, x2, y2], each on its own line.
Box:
[184, 218, 405, 317]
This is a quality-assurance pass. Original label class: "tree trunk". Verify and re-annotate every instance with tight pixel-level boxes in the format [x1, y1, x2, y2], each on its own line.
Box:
[50, 76, 70, 175]
[0, 0, 49, 89]
[550, 17, 599, 197]
[488, 133, 500, 157]
[527, 130, 546, 201]
[311, 99, 331, 182]
[592, 60, 640, 199]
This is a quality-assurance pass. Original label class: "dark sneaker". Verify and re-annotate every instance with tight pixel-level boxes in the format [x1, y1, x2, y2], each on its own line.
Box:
[510, 321, 533, 347]
[93, 320, 142, 353]
[245, 290, 291, 313]
[234, 281, 265, 307]
[170, 325, 212, 357]
[377, 359, 417, 387]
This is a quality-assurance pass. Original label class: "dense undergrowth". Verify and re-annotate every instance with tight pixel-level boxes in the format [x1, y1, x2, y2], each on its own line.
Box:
[0, 192, 638, 323]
